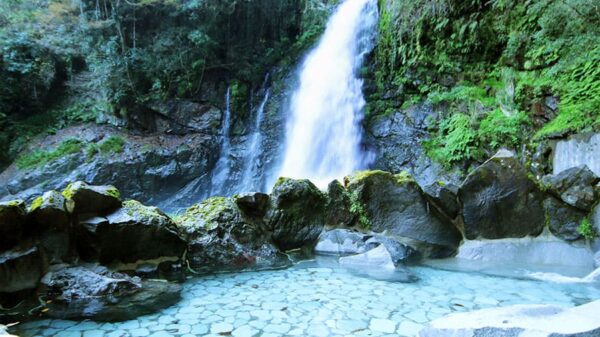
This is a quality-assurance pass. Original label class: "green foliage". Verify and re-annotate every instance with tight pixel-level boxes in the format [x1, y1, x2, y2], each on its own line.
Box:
[578, 218, 598, 241]
[15, 138, 84, 169]
[479, 110, 529, 149]
[98, 136, 125, 154]
[425, 113, 480, 167]
[348, 191, 370, 230]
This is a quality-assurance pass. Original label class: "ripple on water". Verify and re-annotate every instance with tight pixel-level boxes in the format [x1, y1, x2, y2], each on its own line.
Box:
[12, 261, 600, 337]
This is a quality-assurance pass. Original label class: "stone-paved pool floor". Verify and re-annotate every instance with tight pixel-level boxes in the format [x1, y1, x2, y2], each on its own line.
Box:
[13, 260, 600, 337]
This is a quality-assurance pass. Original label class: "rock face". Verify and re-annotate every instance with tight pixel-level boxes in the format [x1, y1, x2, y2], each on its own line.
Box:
[347, 171, 461, 257]
[145, 100, 221, 135]
[75, 200, 186, 264]
[419, 300, 600, 337]
[176, 197, 287, 270]
[41, 265, 181, 322]
[0, 125, 220, 212]
[268, 178, 327, 251]
[62, 181, 122, 215]
[325, 180, 355, 227]
[543, 197, 587, 241]
[542, 165, 599, 211]
[459, 150, 545, 240]
[0, 200, 26, 250]
[0, 246, 47, 294]
[364, 104, 459, 187]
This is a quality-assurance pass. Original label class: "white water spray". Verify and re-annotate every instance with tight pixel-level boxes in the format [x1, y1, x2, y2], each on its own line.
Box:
[275, 0, 378, 187]
[240, 86, 270, 191]
[210, 87, 232, 196]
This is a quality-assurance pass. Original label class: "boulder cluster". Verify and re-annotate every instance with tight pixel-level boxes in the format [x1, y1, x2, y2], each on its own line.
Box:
[1, 150, 600, 325]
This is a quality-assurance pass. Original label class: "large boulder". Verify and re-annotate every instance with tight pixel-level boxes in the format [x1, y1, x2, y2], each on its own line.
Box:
[541, 165, 600, 211]
[29, 190, 72, 262]
[0, 246, 47, 307]
[337, 244, 418, 283]
[422, 182, 460, 220]
[543, 197, 587, 241]
[419, 300, 600, 337]
[234, 192, 270, 218]
[74, 200, 185, 264]
[40, 265, 181, 322]
[346, 171, 461, 258]
[0, 200, 26, 250]
[176, 197, 287, 271]
[459, 150, 545, 240]
[325, 180, 355, 227]
[62, 181, 122, 215]
[268, 178, 327, 251]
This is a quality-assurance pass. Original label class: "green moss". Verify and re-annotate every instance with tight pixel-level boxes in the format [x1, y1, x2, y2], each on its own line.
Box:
[99, 136, 125, 154]
[105, 186, 121, 200]
[29, 196, 43, 211]
[174, 197, 231, 231]
[61, 183, 76, 200]
[578, 218, 598, 241]
[123, 199, 162, 220]
[16, 138, 84, 169]
[395, 171, 415, 184]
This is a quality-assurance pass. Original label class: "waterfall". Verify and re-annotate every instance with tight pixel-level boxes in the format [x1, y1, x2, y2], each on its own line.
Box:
[240, 85, 270, 192]
[275, 0, 378, 187]
[210, 87, 233, 196]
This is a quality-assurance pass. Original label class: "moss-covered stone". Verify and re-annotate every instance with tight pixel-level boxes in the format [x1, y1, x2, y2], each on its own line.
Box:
[268, 177, 327, 251]
[62, 181, 122, 215]
[346, 170, 461, 258]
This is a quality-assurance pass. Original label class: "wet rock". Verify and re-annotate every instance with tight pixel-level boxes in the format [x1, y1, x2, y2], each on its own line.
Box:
[325, 180, 354, 227]
[366, 235, 419, 265]
[41, 265, 181, 322]
[0, 246, 47, 298]
[62, 181, 122, 215]
[234, 192, 270, 218]
[176, 197, 288, 271]
[541, 165, 600, 212]
[419, 300, 600, 337]
[543, 197, 587, 241]
[346, 170, 461, 258]
[268, 178, 327, 251]
[422, 182, 460, 219]
[459, 150, 545, 240]
[75, 200, 185, 264]
[338, 244, 417, 283]
[0, 200, 26, 250]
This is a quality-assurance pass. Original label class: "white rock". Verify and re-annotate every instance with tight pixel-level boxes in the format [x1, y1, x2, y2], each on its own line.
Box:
[419, 300, 600, 337]
[339, 244, 395, 269]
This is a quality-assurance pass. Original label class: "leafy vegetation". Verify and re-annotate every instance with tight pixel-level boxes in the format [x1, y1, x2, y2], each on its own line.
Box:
[348, 190, 371, 230]
[372, 0, 600, 167]
[577, 218, 598, 241]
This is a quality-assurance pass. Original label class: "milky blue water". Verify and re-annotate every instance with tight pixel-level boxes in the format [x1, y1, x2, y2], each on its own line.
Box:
[12, 258, 600, 337]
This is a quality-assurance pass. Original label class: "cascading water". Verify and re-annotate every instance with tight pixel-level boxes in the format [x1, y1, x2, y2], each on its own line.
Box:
[275, 0, 378, 187]
[240, 85, 270, 192]
[209, 87, 233, 196]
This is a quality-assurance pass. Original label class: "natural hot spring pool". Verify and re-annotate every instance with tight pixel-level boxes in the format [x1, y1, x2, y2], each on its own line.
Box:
[12, 257, 600, 337]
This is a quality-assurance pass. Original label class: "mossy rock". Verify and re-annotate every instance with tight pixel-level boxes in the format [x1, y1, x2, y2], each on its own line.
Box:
[175, 197, 277, 269]
[268, 177, 327, 251]
[29, 190, 70, 229]
[62, 181, 122, 215]
[346, 170, 461, 258]
[0, 200, 26, 250]
[74, 199, 185, 264]
[325, 180, 355, 228]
